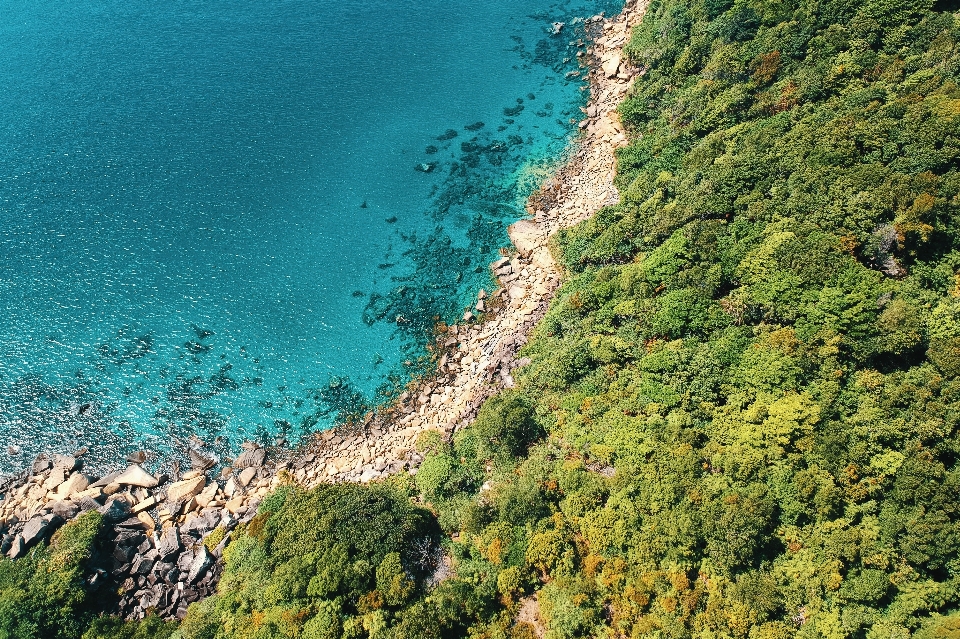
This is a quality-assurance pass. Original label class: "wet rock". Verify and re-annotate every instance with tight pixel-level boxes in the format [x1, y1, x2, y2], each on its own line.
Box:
[31, 455, 51, 475]
[188, 449, 215, 471]
[234, 448, 265, 469]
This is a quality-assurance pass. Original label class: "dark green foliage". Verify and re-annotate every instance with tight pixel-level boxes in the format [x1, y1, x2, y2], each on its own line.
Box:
[0, 512, 170, 639]
[471, 391, 543, 461]
[81, 616, 177, 639]
[0, 512, 104, 639]
[175, 483, 443, 639]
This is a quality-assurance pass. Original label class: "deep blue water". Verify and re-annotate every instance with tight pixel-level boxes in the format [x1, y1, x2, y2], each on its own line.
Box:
[0, 0, 618, 473]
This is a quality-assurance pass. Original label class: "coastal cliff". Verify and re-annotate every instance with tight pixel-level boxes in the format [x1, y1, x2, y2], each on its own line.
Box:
[0, 0, 648, 628]
[6, 0, 960, 637]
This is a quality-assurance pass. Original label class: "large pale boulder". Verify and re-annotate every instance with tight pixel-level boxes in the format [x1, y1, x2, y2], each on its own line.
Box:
[508, 220, 544, 256]
[166, 475, 206, 503]
[602, 51, 621, 78]
[114, 464, 159, 488]
[194, 482, 219, 509]
[237, 467, 257, 487]
[234, 447, 266, 469]
[56, 473, 90, 499]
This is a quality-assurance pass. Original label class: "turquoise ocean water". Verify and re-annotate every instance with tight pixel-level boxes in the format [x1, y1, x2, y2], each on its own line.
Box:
[0, 0, 619, 473]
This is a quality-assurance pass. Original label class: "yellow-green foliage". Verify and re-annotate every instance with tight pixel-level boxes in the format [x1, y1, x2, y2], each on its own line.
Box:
[391, 0, 960, 637]
[203, 527, 227, 553]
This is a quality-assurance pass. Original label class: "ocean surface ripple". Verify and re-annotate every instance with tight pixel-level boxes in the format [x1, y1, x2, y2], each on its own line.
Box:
[0, 0, 621, 474]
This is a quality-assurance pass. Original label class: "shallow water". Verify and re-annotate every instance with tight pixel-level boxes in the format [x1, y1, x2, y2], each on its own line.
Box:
[0, 0, 620, 473]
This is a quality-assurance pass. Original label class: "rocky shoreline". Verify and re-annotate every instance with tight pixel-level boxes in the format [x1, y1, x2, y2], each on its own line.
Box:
[0, 0, 645, 621]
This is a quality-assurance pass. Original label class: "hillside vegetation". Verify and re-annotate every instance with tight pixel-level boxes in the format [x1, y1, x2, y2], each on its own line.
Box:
[410, 0, 960, 636]
[7, 0, 960, 637]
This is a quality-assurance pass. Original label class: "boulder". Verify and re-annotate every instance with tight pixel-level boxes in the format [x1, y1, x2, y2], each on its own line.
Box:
[131, 495, 157, 514]
[49, 500, 80, 520]
[602, 52, 621, 78]
[31, 455, 51, 475]
[116, 516, 147, 529]
[90, 470, 121, 489]
[115, 465, 159, 488]
[224, 496, 245, 514]
[166, 476, 205, 503]
[99, 497, 132, 523]
[234, 448, 266, 469]
[237, 467, 256, 488]
[507, 219, 543, 255]
[157, 528, 182, 560]
[52, 454, 79, 474]
[56, 473, 90, 499]
[187, 547, 214, 584]
[136, 512, 156, 530]
[194, 482, 218, 509]
[6, 535, 24, 559]
[76, 495, 102, 513]
[21, 514, 62, 547]
[131, 555, 155, 576]
[42, 467, 65, 490]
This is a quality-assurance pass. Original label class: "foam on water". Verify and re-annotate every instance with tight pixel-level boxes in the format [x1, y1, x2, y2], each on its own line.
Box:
[0, 0, 621, 473]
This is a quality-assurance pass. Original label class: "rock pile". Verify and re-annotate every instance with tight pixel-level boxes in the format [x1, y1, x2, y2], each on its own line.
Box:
[0, 445, 279, 619]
